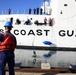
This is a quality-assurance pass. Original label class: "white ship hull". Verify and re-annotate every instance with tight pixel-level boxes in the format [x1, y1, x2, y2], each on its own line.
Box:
[15, 49, 76, 68]
[0, 15, 76, 48]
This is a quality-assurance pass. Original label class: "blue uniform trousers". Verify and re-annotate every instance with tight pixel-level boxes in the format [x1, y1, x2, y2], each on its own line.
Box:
[0, 51, 15, 75]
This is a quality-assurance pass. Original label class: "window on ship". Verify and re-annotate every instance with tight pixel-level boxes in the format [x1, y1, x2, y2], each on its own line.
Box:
[64, 4, 68, 6]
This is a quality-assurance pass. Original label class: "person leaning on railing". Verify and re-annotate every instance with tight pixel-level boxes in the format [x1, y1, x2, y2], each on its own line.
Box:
[48, 18, 52, 26]
[44, 17, 47, 25]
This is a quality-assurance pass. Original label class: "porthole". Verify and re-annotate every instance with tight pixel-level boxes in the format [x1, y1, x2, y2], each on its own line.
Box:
[64, 4, 68, 6]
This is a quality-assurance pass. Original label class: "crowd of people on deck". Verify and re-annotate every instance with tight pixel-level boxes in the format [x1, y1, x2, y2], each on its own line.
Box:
[28, 7, 43, 15]
[7, 8, 43, 15]
[7, 8, 53, 26]
[15, 17, 53, 26]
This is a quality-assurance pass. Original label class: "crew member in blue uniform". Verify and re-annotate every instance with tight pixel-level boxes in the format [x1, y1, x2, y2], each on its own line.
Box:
[29, 8, 32, 14]
[33, 8, 36, 14]
[40, 8, 43, 15]
[8, 9, 11, 14]
[37, 7, 39, 14]
[0, 21, 17, 75]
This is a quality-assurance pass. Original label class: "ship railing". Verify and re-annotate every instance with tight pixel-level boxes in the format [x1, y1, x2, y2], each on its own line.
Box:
[0, 9, 51, 15]
[0, 19, 54, 26]
[0, 17, 54, 26]
[0, 10, 28, 15]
